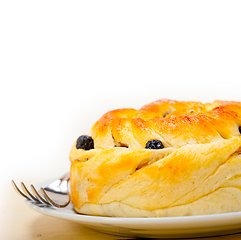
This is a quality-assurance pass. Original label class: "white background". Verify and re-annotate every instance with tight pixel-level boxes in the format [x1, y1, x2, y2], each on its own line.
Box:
[0, 0, 241, 214]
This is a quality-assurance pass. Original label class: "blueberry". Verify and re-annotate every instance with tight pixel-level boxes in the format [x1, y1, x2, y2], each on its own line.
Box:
[239, 127, 241, 134]
[76, 135, 94, 150]
[145, 139, 164, 149]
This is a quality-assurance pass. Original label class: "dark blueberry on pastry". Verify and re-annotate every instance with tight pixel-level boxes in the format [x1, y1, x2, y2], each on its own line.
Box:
[76, 135, 94, 150]
[239, 126, 241, 134]
[145, 139, 164, 149]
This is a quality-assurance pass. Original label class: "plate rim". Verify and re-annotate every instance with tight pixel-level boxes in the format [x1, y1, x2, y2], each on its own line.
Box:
[24, 177, 241, 237]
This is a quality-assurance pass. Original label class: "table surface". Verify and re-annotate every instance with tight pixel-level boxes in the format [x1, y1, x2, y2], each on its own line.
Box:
[2, 179, 241, 240]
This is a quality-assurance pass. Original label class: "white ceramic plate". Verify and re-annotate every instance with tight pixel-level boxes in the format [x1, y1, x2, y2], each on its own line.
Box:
[26, 178, 241, 239]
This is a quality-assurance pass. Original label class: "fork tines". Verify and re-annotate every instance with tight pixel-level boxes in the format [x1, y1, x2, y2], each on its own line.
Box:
[12, 180, 70, 208]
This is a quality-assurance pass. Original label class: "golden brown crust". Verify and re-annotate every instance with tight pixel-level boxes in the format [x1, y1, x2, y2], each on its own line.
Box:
[69, 99, 241, 217]
[85, 99, 241, 149]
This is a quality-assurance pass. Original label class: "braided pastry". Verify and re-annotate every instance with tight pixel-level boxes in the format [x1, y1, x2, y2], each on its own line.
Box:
[70, 99, 241, 217]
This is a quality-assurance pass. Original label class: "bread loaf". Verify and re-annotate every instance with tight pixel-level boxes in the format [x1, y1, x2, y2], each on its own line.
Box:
[70, 99, 241, 217]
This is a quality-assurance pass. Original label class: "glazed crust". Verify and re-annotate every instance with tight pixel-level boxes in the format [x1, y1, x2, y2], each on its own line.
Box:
[70, 99, 241, 217]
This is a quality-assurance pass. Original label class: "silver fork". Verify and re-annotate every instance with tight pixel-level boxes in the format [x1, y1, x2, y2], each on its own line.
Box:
[12, 172, 70, 208]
